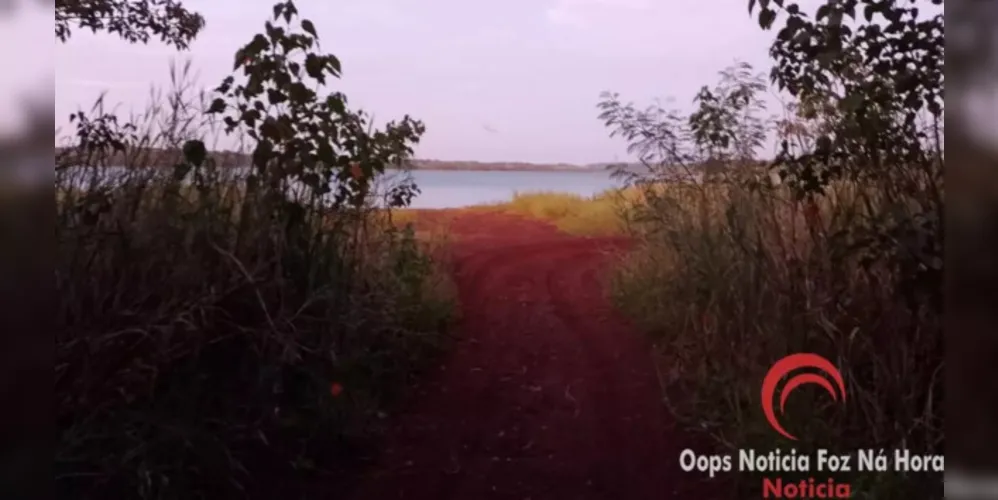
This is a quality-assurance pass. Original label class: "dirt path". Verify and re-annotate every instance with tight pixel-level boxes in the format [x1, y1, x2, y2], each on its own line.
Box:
[348, 211, 706, 499]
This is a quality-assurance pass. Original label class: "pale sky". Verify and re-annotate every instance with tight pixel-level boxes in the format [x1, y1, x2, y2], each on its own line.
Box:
[48, 0, 784, 164]
[0, 0, 968, 165]
[0, 0, 954, 164]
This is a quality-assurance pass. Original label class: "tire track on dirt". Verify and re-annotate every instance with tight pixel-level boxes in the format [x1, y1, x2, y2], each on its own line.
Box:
[544, 239, 674, 498]
[347, 213, 702, 500]
[439, 241, 612, 499]
[351, 238, 589, 499]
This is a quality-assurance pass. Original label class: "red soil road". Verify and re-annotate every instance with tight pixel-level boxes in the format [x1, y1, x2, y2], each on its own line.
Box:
[348, 211, 710, 500]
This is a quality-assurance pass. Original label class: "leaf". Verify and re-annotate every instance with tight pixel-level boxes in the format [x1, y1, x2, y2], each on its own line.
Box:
[759, 8, 777, 29]
[327, 94, 346, 114]
[843, 2, 855, 20]
[288, 82, 314, 105]
[215, 76, 235, 94]
[301, 19, 317, 38]
[267, 89, 287, 105]
[233, 49, 246, 71]
[816, 4, 830, 21]
[249, 33, 270, 54]
[182, 140, 207, 167]
[207, 98, 226, 114]
[328, 55, 342, 76]
[284, 2, 298, 23]
[305, 53, 323, 80]
[241, 109, 261, 128]
[252, 140, 273, 168]
[885, 8, 902, 23]
[927, 98, 942, 117]
[317, 142, 335, 165]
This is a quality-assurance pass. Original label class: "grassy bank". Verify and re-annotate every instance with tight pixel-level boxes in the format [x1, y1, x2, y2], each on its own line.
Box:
[457, 188, 635, 236]
[55, 16, 456, 500]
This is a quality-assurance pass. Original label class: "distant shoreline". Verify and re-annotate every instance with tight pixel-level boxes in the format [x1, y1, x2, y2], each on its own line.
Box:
[55, 147, 617, 173]
[406, 160, 610, 173]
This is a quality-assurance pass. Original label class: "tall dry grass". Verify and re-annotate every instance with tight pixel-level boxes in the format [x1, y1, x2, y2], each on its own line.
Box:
[469, 188, 640, 236]
[55, 63, 455, 499]
[612, 169, 942, 497]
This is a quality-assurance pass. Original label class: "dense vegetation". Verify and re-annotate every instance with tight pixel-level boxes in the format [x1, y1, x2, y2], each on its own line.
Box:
[55, 2, 454, 498]
[53, 0, 946, 498]
[602, 1, 942, 497]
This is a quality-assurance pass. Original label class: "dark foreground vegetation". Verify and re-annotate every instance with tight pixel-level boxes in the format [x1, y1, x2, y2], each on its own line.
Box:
[55, 2, 454, 498]
[53, 0, 944, 498]
[605, 1, 943, 497]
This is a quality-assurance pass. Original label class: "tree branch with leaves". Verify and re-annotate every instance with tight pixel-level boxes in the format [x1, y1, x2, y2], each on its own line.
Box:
[56, 0, 205, 49]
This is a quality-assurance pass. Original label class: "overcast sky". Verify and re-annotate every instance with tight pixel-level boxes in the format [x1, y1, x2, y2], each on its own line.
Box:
[0, 0, 968, 164]
[47, 0, 788, 164]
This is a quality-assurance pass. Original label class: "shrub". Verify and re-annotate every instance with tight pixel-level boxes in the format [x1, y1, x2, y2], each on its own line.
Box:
[601, 1, 943, 494]
[55, 5, 453, 499]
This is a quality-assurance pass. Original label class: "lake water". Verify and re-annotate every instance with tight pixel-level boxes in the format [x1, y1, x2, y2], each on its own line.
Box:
[60, 167, 623, 209]
[400, 170, 622, 209]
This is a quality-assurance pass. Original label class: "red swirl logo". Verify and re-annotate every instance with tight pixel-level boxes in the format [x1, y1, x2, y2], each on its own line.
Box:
[761, 353, 846, 441]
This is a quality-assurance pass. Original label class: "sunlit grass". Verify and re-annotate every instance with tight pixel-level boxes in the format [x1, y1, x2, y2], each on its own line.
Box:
[423, 187, 641, 235]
